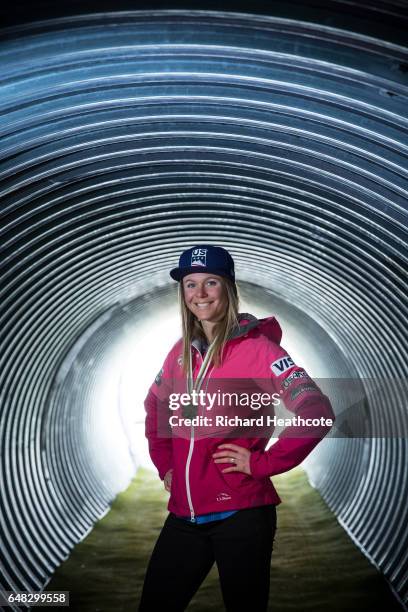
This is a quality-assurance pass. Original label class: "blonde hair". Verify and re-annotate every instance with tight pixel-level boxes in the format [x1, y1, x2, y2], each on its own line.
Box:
[178, 277, 240, 373]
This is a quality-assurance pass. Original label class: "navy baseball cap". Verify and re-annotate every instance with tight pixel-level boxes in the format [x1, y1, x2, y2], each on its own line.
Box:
[170, 245, 235, 282]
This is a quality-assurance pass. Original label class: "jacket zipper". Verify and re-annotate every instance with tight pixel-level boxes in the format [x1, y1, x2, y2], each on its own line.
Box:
[185, 425, 195, 522]
[185, 345, 202, 523]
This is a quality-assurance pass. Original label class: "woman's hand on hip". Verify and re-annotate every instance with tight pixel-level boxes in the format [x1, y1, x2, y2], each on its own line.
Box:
[212, 444, 252, 475]
[163, 468, 173, 492]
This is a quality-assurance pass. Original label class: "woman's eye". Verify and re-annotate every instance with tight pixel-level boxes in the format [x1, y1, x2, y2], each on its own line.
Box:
[185, 280, 217, 289]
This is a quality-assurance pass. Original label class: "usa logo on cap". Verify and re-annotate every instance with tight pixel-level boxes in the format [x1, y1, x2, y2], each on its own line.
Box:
[191, 248, 207, 267]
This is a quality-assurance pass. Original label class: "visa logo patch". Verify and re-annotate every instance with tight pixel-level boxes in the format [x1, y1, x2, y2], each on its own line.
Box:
[270, 355, 295, 376]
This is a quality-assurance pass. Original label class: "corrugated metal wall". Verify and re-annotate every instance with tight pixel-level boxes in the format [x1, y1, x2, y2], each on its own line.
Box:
[0, 2, 407, 609]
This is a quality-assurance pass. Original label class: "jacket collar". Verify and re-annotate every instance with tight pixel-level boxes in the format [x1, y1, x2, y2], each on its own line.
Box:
[230, 313, 282, 344]
[229, 313, 260, 340]
[192, 312, 282, 347]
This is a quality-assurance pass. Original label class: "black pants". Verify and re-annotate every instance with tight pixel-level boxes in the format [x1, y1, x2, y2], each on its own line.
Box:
[138, 505, 277, 612]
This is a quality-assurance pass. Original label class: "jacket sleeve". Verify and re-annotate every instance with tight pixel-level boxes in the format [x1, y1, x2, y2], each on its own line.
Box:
[250, 345, 336, 479]
[144, 347, 176, 480]
[144, 388, 173, 480]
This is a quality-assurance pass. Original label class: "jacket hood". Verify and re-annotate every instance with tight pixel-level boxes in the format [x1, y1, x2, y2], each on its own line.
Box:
[230, 313, 282, 344]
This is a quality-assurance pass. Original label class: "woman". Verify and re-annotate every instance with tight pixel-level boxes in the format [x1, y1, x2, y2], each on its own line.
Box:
[139, 245, 335, 612]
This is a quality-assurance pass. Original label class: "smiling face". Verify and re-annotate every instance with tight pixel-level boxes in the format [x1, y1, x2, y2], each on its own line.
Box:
[182, 273, 228, 323]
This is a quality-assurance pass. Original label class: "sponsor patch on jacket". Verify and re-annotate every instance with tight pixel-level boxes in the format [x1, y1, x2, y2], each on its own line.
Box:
[270, 355, 295, 376]
[216, 492, 232, 502]
[154, 367, 164, 386]
[290, 382, 318, 401]
[281, 370, 309, 390]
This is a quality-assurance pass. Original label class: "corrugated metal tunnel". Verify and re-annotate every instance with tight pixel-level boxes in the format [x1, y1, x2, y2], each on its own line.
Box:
[0, 1, 407, 609]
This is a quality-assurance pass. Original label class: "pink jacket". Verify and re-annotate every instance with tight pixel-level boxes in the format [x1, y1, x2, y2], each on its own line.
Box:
[145, 314, 335, 520]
